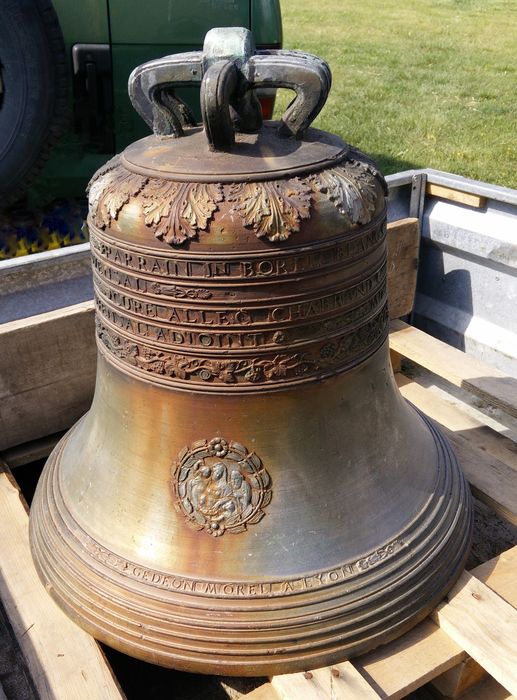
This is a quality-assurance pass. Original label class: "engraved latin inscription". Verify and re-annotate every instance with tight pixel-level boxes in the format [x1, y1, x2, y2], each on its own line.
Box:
[95, 303, 388, 387]
[93, 263, 387, 328]
[83, 536, 406, 598]
[90, 224, 385, 280]
[94, 287, 386, 350]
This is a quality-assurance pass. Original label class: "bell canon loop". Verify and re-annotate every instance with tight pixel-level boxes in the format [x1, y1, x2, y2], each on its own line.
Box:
[30, 28, 472, 676]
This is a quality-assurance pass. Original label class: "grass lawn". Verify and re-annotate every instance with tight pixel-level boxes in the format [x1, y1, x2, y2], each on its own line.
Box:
[275, 0, 516, 188]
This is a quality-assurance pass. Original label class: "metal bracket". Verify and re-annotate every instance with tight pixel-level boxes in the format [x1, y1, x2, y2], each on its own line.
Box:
[409, 172, 427, 224]
[71, 44, 113, 152]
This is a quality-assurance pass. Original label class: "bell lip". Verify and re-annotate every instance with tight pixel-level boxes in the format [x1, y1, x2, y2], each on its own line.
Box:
[121, 122, 350, 184]
[29, 414, 473, 676]
[32, 547, 471, 677]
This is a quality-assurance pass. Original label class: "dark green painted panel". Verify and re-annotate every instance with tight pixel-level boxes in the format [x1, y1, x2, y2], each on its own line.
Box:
[52, 0, 110, 47]
[29, 0, 281, 199]
[108, 0, 250, 45]
[251, 0, 282, 46]
[111, 45, 203, 151]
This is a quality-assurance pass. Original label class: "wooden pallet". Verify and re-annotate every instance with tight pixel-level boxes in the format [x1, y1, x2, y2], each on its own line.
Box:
[1, 218, 516, 699]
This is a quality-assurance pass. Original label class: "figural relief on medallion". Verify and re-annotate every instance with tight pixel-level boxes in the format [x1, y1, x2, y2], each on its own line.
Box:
[172, 438, 272, 537]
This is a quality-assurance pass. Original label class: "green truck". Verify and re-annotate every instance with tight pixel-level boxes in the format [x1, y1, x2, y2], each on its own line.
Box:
[0, 0, 282, 208]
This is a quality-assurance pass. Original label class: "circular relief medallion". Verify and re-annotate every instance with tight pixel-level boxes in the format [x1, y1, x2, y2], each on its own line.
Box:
[172, 438, 272, 537]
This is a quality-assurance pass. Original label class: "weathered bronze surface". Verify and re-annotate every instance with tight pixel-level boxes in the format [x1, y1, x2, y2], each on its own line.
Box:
[30, 28, 472, 675]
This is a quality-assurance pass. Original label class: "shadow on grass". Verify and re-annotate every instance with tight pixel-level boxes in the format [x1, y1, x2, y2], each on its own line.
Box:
[367, 152, 424, 176]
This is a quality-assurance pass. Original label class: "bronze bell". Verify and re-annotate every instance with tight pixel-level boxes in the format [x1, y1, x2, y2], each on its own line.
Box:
[30, 28, 472, 676]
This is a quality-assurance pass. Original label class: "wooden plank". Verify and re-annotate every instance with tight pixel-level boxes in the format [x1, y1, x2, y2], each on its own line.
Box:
[272, 662, 381, 699]
[354, 620, 465, 700]
[1, 431, 64, 469]
[389, 320, 517, 420]
[244, 683, 280, 699]
[432, 571, 517, 696]
[426, 182, 487, 209]
[0, 301, 96, 451]
[0, 463, 125, 700]
[324, 661, 384, 698]
[351, 547, 517, 700]
[472, 545, 517, 605]
[386, 218, 420, 320]
[271, 670, 333, 699]
[449, 547, 517, 698]
[395, 375, 517, 471]
[396, 376, 517, 525]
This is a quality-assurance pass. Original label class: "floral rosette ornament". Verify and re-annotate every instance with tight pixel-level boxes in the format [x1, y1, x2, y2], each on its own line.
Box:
[208, 437, 229, 458]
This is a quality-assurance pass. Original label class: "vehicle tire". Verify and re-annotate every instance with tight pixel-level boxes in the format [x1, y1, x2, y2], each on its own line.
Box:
[0, 0, 68, 207]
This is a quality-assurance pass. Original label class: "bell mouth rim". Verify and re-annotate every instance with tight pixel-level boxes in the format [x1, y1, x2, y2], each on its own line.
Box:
[121, 122, 349, 184]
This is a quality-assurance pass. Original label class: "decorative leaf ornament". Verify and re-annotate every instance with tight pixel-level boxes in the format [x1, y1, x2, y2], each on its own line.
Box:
[87, 155, 122, 220]
[90, 163, 148, 228]
[141, 180, 223, 245]
[86, 152, 383, 245]
[310, 162, 377, 226]
[227, 179, 312, 242]
[99, 171, 148, 227]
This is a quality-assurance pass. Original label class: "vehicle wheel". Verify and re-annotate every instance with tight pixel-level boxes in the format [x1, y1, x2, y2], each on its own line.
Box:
[0, 0, 67, 207]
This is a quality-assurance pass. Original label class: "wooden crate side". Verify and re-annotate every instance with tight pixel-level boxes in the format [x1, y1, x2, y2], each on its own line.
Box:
[0, 462, 124, 700]
[1, 431, 65, 469]
[386, 218, 420, 320]
[0, 301, 96, 451]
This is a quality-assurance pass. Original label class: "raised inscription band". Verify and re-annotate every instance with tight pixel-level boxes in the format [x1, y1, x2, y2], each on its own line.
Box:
[90, 219, 389, 390]
[95, 305, 389, 390]
[94, 281, 387, 350]
[91, 257, 387, 319]
[89, 218, 386, 283]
